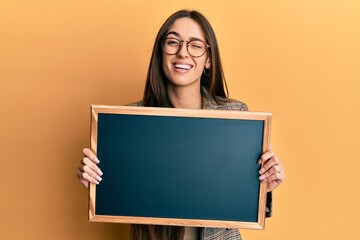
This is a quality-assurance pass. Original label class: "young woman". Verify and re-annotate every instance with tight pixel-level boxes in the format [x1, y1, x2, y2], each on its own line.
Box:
[77, 9, 285, 240]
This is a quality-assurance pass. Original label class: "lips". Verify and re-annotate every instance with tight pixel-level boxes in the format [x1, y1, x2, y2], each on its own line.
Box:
[173, 63, 193, 70]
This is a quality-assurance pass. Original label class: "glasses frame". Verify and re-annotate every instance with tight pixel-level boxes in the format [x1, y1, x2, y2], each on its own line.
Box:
[161, 37, 210, 58]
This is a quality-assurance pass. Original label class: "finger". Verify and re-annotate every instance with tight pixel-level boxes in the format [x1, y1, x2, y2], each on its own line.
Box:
[262, 171, 285, 183]
[83, 148, 100, 164]
[76, 170, 90, 188]
[80, 164, 103, 182]
[259, 165, 281, 181]
[81, 157, 103, 176]
[259, 156, 281, 174]
[257, 150, 274, 165]
[76, 170, 100, 185]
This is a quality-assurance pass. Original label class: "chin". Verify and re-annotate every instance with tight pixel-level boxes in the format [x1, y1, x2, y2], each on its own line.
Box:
[167, 77, 201, 88]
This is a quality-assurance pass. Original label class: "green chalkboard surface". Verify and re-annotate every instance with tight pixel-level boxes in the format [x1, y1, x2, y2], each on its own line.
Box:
[89, 106, 271, 229]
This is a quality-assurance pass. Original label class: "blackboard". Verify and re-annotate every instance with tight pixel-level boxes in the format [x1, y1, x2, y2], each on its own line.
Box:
[88, 105, 271, 229]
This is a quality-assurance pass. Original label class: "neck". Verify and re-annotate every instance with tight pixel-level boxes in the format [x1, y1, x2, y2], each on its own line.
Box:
[167, 84, 202, 109]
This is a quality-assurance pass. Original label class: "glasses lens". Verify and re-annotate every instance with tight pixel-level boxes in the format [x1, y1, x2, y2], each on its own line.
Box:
[162, 38, 181, 55]
[162, 38, 208, 57]
[188, 40, 207, 57]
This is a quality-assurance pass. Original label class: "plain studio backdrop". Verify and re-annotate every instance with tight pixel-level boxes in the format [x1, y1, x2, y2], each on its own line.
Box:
[0, 0, 359, 239]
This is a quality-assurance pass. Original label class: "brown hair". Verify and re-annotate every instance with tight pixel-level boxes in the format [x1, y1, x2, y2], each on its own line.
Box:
[143, 9, 228, 107]
[130, 225, 185, 240]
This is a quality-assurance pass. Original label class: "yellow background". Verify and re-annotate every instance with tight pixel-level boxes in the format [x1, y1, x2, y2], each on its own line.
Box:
[1, 0, 359, 239]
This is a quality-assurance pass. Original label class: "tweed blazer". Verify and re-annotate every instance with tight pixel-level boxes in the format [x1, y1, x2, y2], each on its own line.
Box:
[128, 92, 272, 240]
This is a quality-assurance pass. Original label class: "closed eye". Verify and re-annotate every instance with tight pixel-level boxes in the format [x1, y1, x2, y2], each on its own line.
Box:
[189, 41, 204, 49]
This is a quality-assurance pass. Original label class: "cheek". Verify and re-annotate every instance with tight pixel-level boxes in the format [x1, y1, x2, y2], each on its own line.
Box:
[196, 54, 209, 68]
[195, 58, 207, 72]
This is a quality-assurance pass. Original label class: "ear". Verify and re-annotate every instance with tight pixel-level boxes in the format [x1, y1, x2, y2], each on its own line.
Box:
[205, 57, 211, 69]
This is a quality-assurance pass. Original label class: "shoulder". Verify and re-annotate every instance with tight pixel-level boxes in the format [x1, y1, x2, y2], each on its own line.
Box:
[203, 96, 249, 111]
[221, 97, 249, 111]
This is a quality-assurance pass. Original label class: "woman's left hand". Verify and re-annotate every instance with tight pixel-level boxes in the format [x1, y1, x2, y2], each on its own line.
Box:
[258, 150, 285, 192]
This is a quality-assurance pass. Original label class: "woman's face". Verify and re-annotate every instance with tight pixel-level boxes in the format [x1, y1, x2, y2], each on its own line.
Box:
[162, 17, 210, 89]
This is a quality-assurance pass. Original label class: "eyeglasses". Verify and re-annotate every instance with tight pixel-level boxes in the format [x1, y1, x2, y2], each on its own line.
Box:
[161, 37, 210, 58]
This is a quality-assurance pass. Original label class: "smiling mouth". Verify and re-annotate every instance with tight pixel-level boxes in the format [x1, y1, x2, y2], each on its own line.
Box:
[173, 63, 193, 70]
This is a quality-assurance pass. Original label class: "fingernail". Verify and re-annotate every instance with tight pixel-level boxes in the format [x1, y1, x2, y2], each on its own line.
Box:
[260, 178, 267, 183]
[94, 180, 100, 185]
[259, 168, 265, 174]
[259, 175, 265, 180]
[96, 175, 102, 182]
[96, 168, 103, 176]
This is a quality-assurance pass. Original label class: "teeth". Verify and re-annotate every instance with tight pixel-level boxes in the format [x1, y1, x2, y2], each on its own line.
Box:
[174, 64, 191, 70]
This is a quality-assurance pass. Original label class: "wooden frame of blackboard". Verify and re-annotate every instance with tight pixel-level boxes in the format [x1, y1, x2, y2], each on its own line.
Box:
[88, 105, 271, 229]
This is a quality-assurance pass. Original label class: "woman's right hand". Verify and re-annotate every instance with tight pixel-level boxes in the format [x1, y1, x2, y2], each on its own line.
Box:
[76, 148, 103, 188]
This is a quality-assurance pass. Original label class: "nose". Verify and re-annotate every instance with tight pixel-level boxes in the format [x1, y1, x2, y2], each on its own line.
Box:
[177, 42, 189, 58]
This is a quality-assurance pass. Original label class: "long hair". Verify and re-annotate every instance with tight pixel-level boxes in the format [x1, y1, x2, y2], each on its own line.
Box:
[143, 9, 228, 107]
[130, 225, 185, 240]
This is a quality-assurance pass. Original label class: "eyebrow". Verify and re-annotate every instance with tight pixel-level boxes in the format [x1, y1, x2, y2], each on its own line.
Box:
[166, 31, 205, 42]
